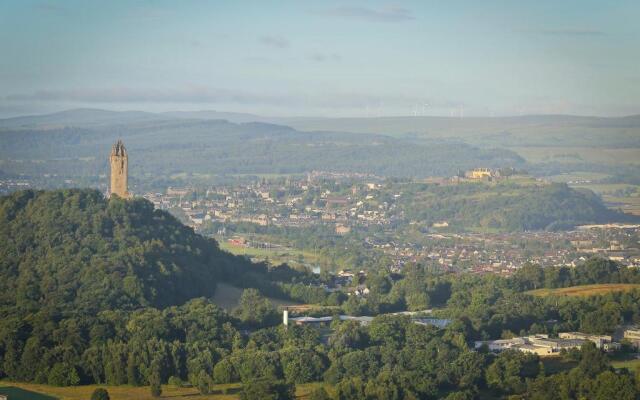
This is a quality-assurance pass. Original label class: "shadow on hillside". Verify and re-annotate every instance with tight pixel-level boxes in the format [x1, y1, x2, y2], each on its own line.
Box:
[0, 386, 58, 400]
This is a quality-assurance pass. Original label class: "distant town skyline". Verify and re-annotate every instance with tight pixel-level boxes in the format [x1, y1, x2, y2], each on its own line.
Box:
[1, 0, 639, 118]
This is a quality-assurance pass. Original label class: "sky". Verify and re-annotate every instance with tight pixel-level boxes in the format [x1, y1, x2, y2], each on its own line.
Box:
[1, 0, 639, 118]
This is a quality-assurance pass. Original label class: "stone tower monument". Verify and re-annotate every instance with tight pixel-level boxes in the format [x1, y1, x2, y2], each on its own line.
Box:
[109, 139, 130, 198]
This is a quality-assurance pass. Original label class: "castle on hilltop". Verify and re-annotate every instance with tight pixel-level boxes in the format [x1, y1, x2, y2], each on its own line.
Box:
[465, 167, 494, 180]
[110, 140, 130, 198]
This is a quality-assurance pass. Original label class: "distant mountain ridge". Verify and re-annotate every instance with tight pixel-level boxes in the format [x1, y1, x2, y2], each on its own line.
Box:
[0, 111, 525, 179]
[2, 108, 639, 132]
[0, 108, 171, 129]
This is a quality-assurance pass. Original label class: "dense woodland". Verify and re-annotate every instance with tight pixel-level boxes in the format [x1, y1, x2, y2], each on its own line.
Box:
[1, 189, 640, 399]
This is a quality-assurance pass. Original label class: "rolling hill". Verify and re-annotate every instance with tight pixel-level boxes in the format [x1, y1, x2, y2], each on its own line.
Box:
[398, 182, 636, 231]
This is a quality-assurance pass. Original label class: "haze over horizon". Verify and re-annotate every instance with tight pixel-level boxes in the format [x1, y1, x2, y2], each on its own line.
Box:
[1, 0, 639, 119]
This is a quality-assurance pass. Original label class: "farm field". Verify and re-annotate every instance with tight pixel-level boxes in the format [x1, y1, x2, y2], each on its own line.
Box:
[527, 283, 640, 298]
[570, 183, 639, 194]
[0, 382, 328, 400]
[218, 239, 321, 269]
[602, 195, 640, 216]
[543, 179, 640, 216]
[545, 172, 611, 184]
[509, 146, 640, 165]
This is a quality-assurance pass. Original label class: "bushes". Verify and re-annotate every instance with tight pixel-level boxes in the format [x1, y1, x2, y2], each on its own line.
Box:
[239, 378, 295, 400]
[91, 388, 110, 400]
[168, 375, 184, 387]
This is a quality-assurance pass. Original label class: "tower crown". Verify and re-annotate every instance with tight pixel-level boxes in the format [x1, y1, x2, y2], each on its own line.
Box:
[111, 139, 127, 157]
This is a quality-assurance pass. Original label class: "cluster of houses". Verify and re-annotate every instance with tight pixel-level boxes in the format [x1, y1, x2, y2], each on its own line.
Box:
[140, 175, 640, 276]
[143, 174, 395, 232]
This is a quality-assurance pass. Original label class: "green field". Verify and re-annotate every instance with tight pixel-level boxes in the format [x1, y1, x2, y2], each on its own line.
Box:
[546, 172, 611, 184]
[211, 283, 302, 311]
[218, 239, 321, 269]
[568, 183, 640, 215]
[571, 183, 639, 194]
[611, 358, 640, 372]
[527, 284, 640, 298]
[510, 146, 640, 165]
[0, 382, 328, 400]
[602, 195, 640, 216]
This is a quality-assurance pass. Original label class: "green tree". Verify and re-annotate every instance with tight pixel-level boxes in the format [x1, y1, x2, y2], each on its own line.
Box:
[91, 388, 110, 400]
[364, 371, 401, 400]
[280, 349, 325, 384]
[234, 289, 279, 328]
[47, 363, 80, 387]
[334, 377, 366, 400]
[578, 342, 611, 377]
[485, 350, 539, 394]
[234, 350, 283, 382]
[591, 370, 637, 400]
[127, 353, 142, 386]
[213, 357, 239, 384]
[240, 378, 295, 400]
[149, 367, 162, 398]
[196, 370, 214, 395]
[309, 387, 331, 400]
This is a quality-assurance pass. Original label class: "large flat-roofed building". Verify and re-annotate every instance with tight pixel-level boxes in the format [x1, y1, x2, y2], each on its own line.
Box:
[624, 327, 640, 348]
[624, 327, 640, 340]
[558, 332, 617, 350]
[475, 334, 588, 357]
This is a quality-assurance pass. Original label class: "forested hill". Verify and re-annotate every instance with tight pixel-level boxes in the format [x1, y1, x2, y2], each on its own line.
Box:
[401, 182, 636, 231]
[0, 189, 255, 313]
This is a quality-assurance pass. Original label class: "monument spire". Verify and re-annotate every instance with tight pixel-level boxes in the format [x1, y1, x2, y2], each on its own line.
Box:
[109, 139, 130, 198]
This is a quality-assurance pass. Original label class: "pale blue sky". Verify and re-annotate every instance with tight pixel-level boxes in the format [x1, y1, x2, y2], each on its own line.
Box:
[1, 0, 638, 117]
